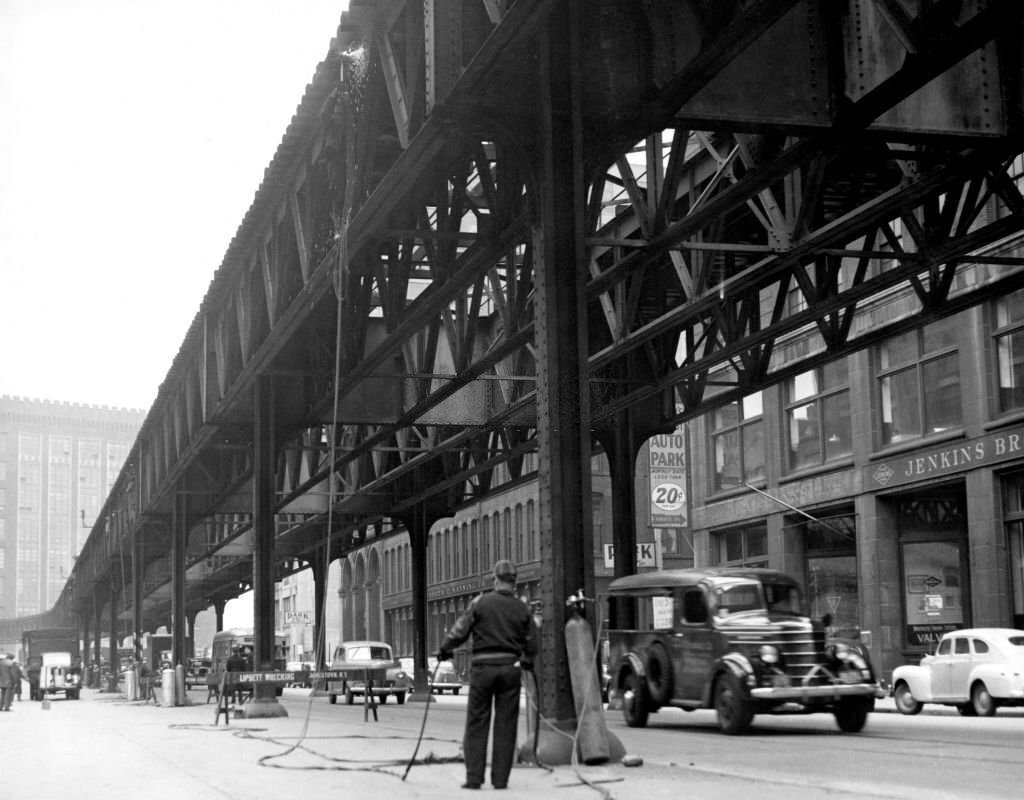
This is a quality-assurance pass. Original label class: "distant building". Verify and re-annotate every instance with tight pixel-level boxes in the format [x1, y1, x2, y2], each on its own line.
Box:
[0, 396, 145, 617]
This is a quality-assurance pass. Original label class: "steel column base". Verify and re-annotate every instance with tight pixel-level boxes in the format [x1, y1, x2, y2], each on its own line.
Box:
[518, 718, 625, 766]
[240, 698, 289, 718]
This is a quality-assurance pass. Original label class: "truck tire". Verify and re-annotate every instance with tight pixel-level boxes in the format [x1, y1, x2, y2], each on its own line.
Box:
[644, 643, 673, 705]
[714, 672, 754, 735]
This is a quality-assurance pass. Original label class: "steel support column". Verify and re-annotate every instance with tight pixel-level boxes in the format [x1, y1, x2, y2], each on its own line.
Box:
[213, 598, 226, 632]
[399, 504, 445, 702]
[171, 493, 187, 689]
[310, 547, 328, 670]
[133, 532, 144, 666]
[92, 597, 102, 689]
[108, 590, 118, 690]
[248, 376, 287, 717]
[530, 0, 606, 762]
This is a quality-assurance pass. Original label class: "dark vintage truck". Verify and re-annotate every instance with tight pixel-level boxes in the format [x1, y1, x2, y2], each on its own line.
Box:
[604, 568, 884, 734]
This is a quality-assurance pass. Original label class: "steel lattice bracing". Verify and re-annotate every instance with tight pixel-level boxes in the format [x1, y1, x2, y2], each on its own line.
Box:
[13, 0, 1024, 722]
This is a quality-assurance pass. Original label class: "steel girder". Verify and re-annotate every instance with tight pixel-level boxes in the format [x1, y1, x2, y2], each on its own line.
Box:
[25, 1, 1022, 662]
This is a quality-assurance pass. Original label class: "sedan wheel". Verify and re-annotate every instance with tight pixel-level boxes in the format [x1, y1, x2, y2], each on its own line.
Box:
[971, 681, 997, 717]
[893, 682, 923, 715]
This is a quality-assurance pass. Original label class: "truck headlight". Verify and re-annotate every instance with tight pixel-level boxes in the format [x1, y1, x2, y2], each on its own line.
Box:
[758, 645, 780, 665]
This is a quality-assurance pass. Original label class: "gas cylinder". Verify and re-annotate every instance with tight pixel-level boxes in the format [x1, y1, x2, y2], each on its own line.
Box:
[564, 596, 610, 765]
[161, 668, 175, 706]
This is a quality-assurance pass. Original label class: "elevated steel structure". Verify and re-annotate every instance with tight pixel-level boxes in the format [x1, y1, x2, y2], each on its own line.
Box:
[6, 0, 1024, 725]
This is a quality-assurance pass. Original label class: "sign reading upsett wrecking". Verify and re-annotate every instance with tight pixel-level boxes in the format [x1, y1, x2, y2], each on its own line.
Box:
[864, 425, 1024, 491]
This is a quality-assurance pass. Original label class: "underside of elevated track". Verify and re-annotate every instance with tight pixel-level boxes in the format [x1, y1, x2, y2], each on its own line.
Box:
[4, 0, 1024, 726]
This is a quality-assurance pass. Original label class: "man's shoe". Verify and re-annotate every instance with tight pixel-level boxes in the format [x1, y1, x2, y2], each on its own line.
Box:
[461, 782, 481, 790]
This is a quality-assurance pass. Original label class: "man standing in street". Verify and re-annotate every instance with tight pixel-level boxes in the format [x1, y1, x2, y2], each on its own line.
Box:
[0, 653, 15, 711]
[437, 559, 538, 790]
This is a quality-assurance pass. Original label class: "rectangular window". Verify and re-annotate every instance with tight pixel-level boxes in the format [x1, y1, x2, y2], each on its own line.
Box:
[1001, 470, 1024, 629]
[995, 289, 1024, 413]
[785, 360, 852, 471]
[877, 316, 962, 445]
[709, 392, 764, 491]
[712, 523, 768, 567]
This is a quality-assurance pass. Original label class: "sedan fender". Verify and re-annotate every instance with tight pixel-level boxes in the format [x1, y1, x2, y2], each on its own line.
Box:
[892, 664, 935, 701]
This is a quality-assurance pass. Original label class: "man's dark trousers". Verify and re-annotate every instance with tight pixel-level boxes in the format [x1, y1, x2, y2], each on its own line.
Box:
[463, 662, 522, 787]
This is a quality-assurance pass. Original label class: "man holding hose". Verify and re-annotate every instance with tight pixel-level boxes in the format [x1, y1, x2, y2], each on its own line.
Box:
[437, 559, 538, 790]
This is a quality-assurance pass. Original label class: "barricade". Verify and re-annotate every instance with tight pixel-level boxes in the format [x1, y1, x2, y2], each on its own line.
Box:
[211, 667, 389, 725]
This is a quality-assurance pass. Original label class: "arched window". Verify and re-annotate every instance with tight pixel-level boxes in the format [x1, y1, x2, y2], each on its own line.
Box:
[527, 499, 536, 560]
[470, 519, 479, 574]
[515, 504, 524, 562]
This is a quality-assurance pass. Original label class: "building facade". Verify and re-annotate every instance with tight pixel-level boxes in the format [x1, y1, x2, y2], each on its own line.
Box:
[688, 285, 1024, 681]
[0, 396, 145, 620]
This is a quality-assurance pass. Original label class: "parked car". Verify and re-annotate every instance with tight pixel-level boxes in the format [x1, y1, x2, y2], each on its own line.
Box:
[327, 640, 411, 705]
[427, 657, 463, 694]
[891, 628, 1024, 717]
[604, 568, 883, 734]
[185, 658, 212, 689]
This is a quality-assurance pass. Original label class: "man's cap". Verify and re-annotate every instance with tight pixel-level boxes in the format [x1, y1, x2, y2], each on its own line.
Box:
[493, 559, 517, 581]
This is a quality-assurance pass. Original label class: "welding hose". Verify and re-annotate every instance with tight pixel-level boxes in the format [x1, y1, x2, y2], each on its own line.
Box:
[401, 659, 442, 780]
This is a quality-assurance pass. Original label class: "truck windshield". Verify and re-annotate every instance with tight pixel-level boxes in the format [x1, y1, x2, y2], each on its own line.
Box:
[763, 580, 805, 614]
[712, 582, 764, 616]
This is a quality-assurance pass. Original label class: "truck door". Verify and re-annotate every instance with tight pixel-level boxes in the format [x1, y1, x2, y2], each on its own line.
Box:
[678, 588, 713, 700]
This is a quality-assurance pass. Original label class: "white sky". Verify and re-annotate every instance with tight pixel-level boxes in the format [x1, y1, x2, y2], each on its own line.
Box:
[0, 0, 350, 411]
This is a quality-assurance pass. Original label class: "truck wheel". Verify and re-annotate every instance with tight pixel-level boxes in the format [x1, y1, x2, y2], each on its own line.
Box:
[714, 672, 754, 735]
[328, 693, 337, 704]
[621, 670, 649, 728]
[834, 697, 871, 732]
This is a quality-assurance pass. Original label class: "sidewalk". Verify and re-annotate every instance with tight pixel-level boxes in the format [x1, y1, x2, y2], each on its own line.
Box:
[1, 687, 669, 800]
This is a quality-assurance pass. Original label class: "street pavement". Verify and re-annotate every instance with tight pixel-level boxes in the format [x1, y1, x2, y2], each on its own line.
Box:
[0, 685, 993, 800]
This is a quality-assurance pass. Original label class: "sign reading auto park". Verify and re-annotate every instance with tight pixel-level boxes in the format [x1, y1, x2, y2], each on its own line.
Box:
[649, 430, 687, 526]
[864, 424, 1024, 491]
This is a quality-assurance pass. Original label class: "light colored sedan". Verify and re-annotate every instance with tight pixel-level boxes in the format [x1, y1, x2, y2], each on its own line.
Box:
[891, 628, 1024, 716]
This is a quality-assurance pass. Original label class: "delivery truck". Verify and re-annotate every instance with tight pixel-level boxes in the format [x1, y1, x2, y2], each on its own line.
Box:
[22, 628, 82, 701]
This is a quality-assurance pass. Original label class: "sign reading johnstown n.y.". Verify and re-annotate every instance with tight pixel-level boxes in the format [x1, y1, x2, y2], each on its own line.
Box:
[864, 425, 1024, 491]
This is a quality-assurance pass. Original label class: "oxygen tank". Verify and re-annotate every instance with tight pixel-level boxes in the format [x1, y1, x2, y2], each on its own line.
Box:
[564, 594, 610, 765]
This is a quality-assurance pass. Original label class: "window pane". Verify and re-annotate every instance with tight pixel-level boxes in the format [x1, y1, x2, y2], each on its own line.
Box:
[713, 430, 741, 490]
[787, 402, 820, 469]
[923, 315, 959, 353]
[742, 392, 763, 419]
[822, 358, 849, 390]
[881, 368, 921, 443]
[742, 421, 765, 482]
[997, 289, 1024, 326]
[880, 331, 918, 370]
[997, 329, 1024, 412]
[822, 392, 852, 460]
[923, 353, 961, 433]
[712, 402, 739, 431]
[746, 527, 766, 557]
[790, 371, 818, 402]
[724, 530, 743, 561]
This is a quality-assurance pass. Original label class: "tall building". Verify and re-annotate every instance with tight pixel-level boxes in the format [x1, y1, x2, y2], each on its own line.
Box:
[0, 396, 145, 617]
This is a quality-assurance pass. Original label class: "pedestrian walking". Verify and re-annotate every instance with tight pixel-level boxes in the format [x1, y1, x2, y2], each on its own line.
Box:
[0, 653, 15, 711]
[11, 660, 23, 701]
[437, 559, 538, 790]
